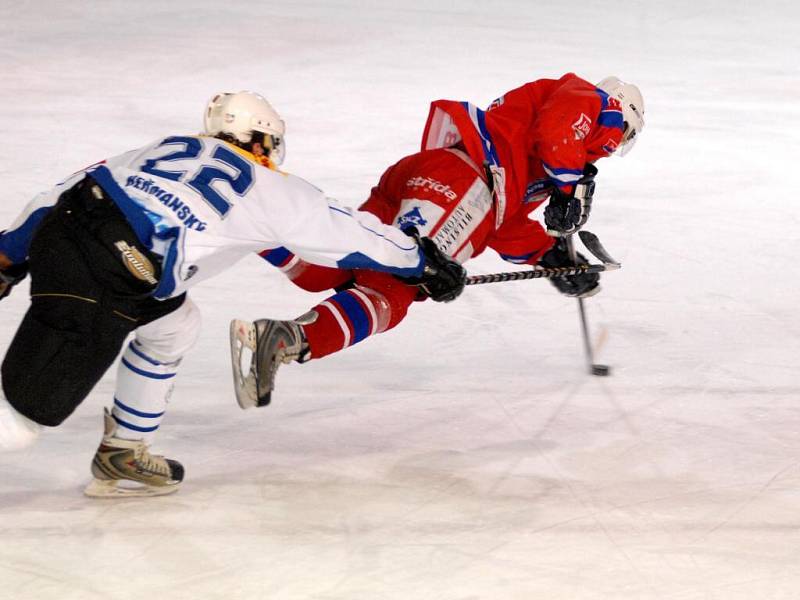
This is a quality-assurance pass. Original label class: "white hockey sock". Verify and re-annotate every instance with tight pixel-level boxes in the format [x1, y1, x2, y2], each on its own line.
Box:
[111, 341, 180, 445]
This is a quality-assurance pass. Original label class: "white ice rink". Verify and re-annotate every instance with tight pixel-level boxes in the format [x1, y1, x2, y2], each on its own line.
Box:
[1, 1, 799, 598]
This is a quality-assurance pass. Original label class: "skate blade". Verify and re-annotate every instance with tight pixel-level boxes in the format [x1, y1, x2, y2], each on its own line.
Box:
[84, 478, 180, 499]
[229, 319, 258, 410]
[231, 319, 256, 350]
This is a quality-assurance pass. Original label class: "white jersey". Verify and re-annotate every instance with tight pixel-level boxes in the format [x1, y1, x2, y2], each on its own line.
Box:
[3, 136, 424, 299]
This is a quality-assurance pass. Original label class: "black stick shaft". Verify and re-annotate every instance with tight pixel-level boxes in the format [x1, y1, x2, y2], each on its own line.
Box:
[576, 294, 595, 370]
[465, 263, 607, 286]
[565, 236, 596, 373]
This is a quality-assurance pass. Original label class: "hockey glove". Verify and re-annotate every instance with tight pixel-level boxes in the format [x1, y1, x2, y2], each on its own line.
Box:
[538, 238, 600, 298]
[401, 229, 466, 303]
[544, 163, 598, 236]
[0, 262, 28, 301]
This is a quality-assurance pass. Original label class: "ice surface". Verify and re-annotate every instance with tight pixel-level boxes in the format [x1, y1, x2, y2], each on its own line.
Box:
[1, 1, 799, 598]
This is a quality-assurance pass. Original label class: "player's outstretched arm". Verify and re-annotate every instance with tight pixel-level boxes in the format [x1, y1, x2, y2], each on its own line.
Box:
[257, 174, 466, 302]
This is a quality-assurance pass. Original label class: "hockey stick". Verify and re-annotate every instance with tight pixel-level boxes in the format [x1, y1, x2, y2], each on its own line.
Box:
[464, 230, 620, 287]
[465, 262, 612, 285]
[564, 232, 611, 377]
[464, 231, 618, 377]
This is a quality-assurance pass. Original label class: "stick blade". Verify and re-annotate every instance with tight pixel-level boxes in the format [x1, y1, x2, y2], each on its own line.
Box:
[591, 364, 612, 376]
[579, 231, 621, 269]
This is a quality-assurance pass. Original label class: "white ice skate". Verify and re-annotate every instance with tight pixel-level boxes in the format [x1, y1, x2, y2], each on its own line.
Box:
[84, 409, 184, 498]
[0, 393, 41, 451]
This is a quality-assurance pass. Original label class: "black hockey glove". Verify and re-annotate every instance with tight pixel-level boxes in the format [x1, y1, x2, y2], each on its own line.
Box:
[538, 238, 600, 298]
[400, 229, 466, 303]
[544, 163, 598, 236]
[0, 261, 29, 301]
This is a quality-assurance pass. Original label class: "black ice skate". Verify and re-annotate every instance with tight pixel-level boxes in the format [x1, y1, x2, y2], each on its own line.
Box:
[229, 318, 308, 409]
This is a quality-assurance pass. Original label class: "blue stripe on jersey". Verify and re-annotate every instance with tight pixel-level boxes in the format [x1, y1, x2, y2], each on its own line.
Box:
[500, 250, 538, 264]
[262, 246, 292, 267]
[326, 205, 424, 276]
[112, 414, 160, 433]
[121, 357, 176, 380]
[114, 397, 165, 419]
[0, 206, 51, 263]
[89, 166, 156, 249]
[90, 165, 183, 299]
[153, 228, 181, 299]
[542, 162, 583, 186]
[461, 102, 500, 167]
[332, 291, 370, 344]
[595, 88, 610, 110]
[598, 110, 624, 129]
[337, 250, 424, 277]
[542, 162, 583, 177]
[474, 106, 500, 166]
[595, 88, 624, 130]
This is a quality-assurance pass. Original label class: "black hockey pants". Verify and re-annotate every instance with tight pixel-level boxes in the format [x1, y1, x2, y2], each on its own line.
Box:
[2, 178, 184, 426]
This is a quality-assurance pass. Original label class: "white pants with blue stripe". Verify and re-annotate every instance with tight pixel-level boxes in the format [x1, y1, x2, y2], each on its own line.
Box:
[111, 297, 201, 444]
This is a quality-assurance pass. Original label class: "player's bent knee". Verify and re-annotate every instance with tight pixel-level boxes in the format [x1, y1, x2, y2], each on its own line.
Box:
[353, 272, 419, 331]
[2, 304, 129, 426]
[133, 297, 202, 363]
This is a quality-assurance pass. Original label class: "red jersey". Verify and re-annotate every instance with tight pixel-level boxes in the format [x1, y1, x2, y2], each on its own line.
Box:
[420, 72, 624, 264]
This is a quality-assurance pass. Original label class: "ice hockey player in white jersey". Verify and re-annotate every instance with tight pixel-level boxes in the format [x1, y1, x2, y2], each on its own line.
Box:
[0, 91, 466, 497]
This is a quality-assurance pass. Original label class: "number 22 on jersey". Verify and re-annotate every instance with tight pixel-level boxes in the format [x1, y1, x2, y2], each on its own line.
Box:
[141, 136, 254, 217]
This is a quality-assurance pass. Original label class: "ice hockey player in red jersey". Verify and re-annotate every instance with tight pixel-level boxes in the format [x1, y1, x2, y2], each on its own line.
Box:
[231, 73, 645, 409]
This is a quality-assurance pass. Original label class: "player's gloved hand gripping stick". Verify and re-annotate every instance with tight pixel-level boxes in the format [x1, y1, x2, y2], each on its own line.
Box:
[399, 228, 466, 302]
[544, 164, 597, 237]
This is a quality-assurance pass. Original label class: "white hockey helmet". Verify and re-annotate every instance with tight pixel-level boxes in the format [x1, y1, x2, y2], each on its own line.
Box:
[596, 76, 644, 156]
[204, 91, 286, 164]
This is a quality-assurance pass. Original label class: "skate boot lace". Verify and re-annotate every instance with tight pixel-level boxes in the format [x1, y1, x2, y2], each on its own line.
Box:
[132, 445, 171, 478]
[271, 323, 306, 365]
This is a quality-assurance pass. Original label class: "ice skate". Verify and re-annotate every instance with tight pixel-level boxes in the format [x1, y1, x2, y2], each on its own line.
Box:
[230, 318, 308, 409]
[84, 409, 184, 498]
[0, 393, 40, 451]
